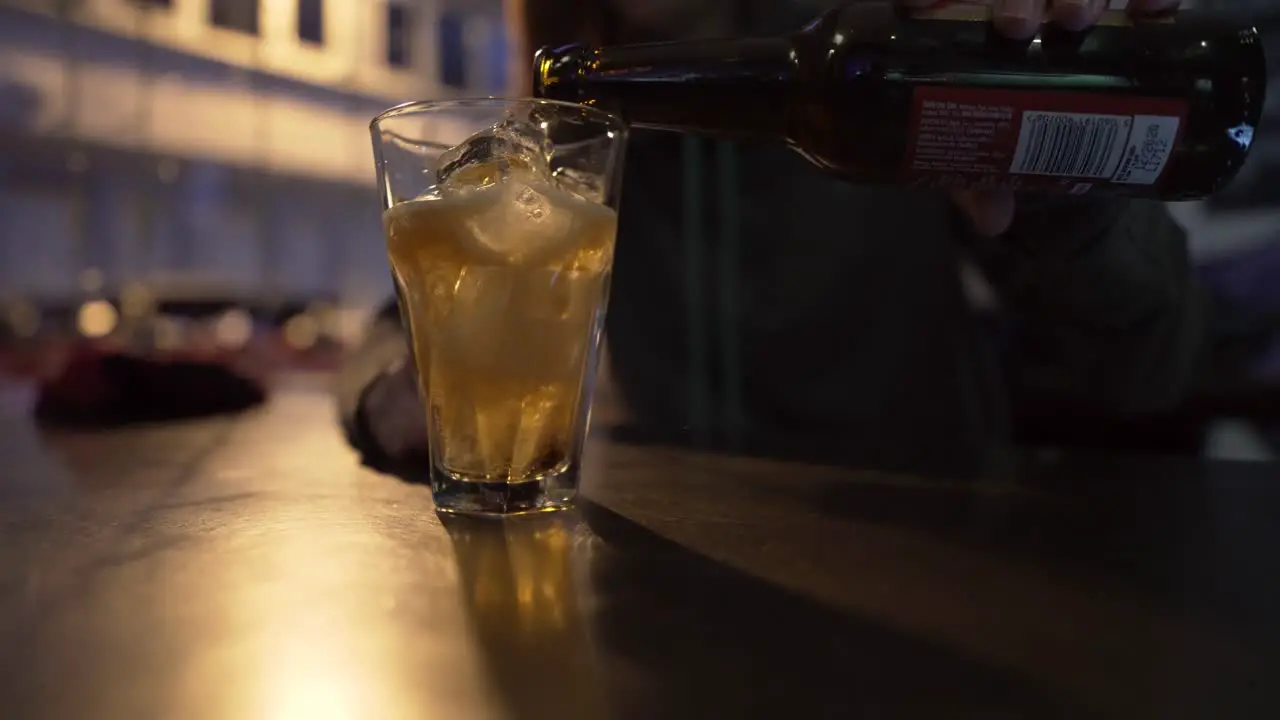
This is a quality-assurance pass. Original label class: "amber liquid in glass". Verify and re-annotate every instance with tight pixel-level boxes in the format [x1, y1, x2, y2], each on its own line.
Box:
[384, 182, 617, 482]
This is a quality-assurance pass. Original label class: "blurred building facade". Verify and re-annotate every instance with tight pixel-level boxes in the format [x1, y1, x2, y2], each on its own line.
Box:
[1, 1, 1277, 306]
[0, 0, 506, 317]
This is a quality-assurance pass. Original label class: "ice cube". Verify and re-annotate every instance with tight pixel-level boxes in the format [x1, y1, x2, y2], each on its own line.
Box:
[457, 180, 580, 266]
[437, 114, 555, 191]
[509, 385, 573, 478]
[552, 167, 606, 203]
[439, 266, 516, 366]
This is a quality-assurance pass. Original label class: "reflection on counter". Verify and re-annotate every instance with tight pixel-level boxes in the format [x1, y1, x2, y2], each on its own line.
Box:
[444, 514, 610, 719]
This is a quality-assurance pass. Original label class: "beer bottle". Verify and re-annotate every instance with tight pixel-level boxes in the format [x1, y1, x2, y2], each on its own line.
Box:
[533, 2, 1266, 199]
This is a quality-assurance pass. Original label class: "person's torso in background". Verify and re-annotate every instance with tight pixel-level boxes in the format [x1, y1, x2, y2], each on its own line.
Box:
[605, 132, 1006, 475]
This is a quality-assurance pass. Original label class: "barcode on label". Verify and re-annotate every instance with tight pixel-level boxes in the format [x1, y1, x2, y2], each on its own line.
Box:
[1010, 111, 1180, 186]
[1011, 112, 1131, 179]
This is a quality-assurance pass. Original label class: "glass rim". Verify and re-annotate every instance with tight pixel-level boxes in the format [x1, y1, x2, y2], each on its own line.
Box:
[370, 98, 627, 135]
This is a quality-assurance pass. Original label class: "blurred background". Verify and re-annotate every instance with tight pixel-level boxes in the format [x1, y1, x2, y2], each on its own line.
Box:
[0, 0, 508, 386]
[0, 0, 1278, 458]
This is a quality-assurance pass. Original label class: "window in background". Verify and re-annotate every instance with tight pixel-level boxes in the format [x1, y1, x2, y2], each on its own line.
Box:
[298, 0, 324, 45]
[210, 0, 259, 35]
[386, 4, 411, 69]
[439, 13, 466, 88]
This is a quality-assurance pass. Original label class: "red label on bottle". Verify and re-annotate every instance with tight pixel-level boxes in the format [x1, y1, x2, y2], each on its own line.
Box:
[903, 86, 1187, 193]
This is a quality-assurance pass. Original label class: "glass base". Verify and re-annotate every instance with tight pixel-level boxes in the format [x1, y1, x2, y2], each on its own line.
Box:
[430, 465, 580, 517]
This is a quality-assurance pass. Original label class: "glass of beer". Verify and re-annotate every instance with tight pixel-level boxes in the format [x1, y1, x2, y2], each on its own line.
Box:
[370, 99, 627, 516]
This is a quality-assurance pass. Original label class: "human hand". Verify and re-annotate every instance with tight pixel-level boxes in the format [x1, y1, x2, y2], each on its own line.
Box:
[898, 0, 1183, 237]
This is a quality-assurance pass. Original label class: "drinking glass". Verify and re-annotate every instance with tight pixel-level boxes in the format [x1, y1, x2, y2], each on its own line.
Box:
[370, 99, 627, 515]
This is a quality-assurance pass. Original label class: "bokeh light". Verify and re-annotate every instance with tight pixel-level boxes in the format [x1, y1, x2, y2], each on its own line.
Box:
[120, 282, 157, 319]
[283, 314, 319, 351]
[154, 316, 186, 351]
[78, 268, 105, 294]
[6, 301, 41, 339]
[214, 308, 256, 350]
[77, 300, 119, 338]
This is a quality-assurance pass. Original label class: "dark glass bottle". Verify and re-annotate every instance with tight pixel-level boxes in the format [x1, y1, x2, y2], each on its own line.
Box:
[533, 2, 1267, 199]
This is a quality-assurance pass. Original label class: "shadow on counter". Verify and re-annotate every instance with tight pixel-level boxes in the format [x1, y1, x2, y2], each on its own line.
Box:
[440, 499, 1090, 720]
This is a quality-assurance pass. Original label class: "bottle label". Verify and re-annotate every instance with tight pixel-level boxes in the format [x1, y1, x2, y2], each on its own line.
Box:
[902, 86, 1187, 192]
[913, 5, 1173, 28]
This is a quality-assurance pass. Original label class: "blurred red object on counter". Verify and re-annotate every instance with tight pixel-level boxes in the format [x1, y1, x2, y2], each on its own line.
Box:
[34, 342, 267, 428]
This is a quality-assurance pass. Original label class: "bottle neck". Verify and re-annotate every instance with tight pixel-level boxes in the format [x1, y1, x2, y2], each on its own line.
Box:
[536, 38, 796, 141]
